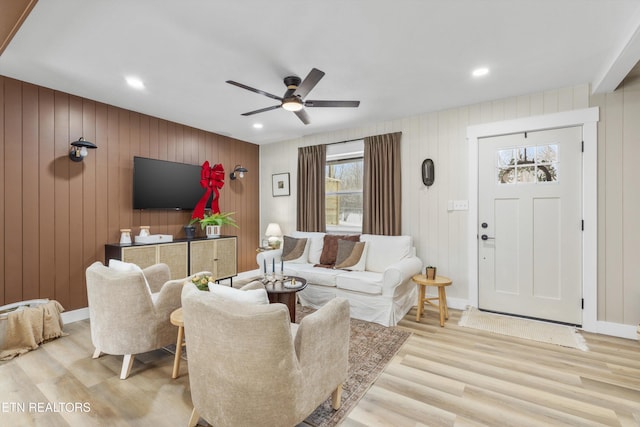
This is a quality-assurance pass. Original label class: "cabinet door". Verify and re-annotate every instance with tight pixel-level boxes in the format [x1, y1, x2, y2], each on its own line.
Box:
[121, 246, 157, 269]
[189, 238, 237, 280]
[158, 242, 188, 280]
[214, 237, 237, 280]
[189, 240, 215, 276]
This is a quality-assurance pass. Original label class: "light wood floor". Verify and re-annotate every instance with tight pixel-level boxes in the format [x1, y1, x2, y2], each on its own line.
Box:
[1, 305, 638, 426]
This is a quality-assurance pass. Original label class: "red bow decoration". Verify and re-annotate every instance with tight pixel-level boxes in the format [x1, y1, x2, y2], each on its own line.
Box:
[191, 161, 225, 220]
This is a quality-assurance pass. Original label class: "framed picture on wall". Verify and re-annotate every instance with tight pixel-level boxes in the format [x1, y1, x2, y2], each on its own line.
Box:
[272, 173, 290, 197]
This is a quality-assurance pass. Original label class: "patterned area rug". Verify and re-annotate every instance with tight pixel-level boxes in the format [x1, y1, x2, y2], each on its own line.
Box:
[459, 306, 588, 351]
[297, 306, 411, 427]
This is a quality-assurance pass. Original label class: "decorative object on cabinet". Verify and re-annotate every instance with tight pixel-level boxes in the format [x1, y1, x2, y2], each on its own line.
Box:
[119, 229, 132, 244]
[69, 137, 97, 162]
[272, 172, 290, 196]
[229, 164, 248, 180]
[190, 212, 238, 238]
[184, 225, 196, 239]
[192, 161, 225, 220]
[138, 226, 150, 237]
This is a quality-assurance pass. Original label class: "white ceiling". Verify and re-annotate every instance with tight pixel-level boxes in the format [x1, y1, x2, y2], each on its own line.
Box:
[1, 0, 640, 145]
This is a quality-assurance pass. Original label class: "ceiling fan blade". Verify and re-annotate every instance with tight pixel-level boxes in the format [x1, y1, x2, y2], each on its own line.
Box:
[293, 68, 325, 99]
[304, 100, 360, 108]
[226, 80, 282, 101]
[294, 109, 311, 125]
[241, 105, 281, 116]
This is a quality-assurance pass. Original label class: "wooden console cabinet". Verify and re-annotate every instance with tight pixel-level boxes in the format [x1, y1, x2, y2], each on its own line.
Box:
[105, 236, 237, 281]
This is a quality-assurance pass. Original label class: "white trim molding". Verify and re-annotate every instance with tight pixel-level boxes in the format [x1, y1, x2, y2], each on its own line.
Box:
[61, 307, 89, 324]
[466, 108, 602, 334]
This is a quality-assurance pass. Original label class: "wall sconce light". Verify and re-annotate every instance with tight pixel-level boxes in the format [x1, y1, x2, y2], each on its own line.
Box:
[69, 137, 98, 162]
[230, 164, 248, 180]
[265, 223, 282, 248]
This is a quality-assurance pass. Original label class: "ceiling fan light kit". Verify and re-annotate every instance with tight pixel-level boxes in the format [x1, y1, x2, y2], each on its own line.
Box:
[281, 97, 303, 111]
[226, 68, 360, 124]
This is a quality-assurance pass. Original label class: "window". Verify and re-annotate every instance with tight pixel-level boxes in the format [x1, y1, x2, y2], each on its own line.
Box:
[496, 144, 558, 184]
[325, 140, 364, 233]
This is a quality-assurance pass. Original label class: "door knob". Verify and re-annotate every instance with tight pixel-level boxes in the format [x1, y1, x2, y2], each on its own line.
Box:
[481, 234, 495, 241]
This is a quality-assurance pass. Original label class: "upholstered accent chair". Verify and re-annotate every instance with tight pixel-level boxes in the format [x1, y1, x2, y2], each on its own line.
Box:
[85, 261, 205, 379]
[182, 283, 351, 427]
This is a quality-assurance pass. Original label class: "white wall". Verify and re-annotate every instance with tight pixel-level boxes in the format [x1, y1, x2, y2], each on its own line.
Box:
[259, 82, 640, 332]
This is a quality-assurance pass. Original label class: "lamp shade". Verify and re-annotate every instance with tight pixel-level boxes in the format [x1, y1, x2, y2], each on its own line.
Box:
[69, 137, 98, 162]
[265, 223, 282, 237]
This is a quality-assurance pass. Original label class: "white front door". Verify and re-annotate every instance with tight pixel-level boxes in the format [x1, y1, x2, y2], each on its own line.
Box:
[478, 127, 583, 325]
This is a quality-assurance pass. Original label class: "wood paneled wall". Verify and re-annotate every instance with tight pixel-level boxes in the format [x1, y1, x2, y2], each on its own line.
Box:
[0, 76, 260, 310]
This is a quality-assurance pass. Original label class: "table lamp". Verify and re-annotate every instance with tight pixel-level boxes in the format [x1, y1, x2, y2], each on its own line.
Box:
[265, 223, 282, 249]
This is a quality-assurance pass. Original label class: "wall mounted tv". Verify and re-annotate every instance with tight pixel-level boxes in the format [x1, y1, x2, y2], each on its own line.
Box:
[133, 156, 207, 210]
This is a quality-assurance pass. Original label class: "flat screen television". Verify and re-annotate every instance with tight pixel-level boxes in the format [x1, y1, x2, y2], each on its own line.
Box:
[132, 156, 207, 210]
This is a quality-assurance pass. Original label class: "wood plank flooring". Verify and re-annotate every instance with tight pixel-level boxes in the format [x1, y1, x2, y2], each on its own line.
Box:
[0, 305, 638, 426]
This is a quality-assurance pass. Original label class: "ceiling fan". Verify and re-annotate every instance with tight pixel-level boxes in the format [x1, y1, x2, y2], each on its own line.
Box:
[226, 68, 360, 125]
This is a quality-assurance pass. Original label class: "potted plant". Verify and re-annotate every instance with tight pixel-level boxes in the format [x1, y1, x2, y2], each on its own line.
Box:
[190, 212, 239, 238]
[425, 265, 437, 280]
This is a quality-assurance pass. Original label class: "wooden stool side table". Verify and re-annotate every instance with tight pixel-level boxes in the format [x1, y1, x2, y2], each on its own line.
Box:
[412, 274, 452, 327]
[170, 308, 184, 379]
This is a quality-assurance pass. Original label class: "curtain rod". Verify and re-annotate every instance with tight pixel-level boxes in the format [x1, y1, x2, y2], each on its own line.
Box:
[327, 137, 364, 146]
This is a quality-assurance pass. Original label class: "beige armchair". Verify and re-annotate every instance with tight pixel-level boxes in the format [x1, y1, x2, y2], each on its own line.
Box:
[182, 282, 350, 427]
[85, 262, 208, 379]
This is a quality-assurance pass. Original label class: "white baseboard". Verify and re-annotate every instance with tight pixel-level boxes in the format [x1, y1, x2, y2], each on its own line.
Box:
[61, 307, 89, 323]
[592, 321, 638, 340]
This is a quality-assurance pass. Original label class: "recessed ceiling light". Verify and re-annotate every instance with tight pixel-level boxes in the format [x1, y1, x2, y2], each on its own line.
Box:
[252, 123, 263, 129]
[472, 67, 490, 77]
[125, 76, 145, 90]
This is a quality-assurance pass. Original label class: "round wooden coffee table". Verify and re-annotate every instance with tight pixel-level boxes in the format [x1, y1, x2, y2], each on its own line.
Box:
[412, 274, 452, 327]
[263, 276, 307, 322]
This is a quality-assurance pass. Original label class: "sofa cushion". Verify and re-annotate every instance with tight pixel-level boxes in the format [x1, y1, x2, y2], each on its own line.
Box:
[281, 236, 308, 263]
[208, 283, 269, 305]
[318, 234, 360, 266]
[360, 234, 412, 273]
[286, 263, 342, 287]
[335, 240, 367, 271]
[335, 271, 383, 295]
[291, 231, 326, 264]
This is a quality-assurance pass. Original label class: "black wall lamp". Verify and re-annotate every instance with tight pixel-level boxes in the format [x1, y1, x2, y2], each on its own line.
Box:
[422, 158, 434, 186]
[230, 164, 248, 180]
[69, 137, 98, 162]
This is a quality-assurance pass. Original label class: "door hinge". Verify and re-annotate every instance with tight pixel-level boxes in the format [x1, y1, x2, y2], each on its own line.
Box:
[581, 220, 584, 231]
[581, 141, 584, 152]
[581, 298, 584, 309]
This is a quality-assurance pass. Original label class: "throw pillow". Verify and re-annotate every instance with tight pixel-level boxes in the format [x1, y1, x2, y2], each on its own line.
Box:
[281, 236, 308, 263]
[108, 259, 153, 296]
[208, 283, 269, 305]
[291, 231, 326, 264]
[318, 234, 360, 266]
[335, 240, 367, 271]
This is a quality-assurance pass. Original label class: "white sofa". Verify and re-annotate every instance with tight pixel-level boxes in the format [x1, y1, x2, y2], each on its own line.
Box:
[255, 232, 422, 327]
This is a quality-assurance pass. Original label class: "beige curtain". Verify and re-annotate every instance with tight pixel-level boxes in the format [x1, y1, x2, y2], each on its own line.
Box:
[363, 132, 402, 235]
[297, 145, 326, 232]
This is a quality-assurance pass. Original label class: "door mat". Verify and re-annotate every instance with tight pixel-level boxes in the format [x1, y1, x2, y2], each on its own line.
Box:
[459, 306, 588, 351]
